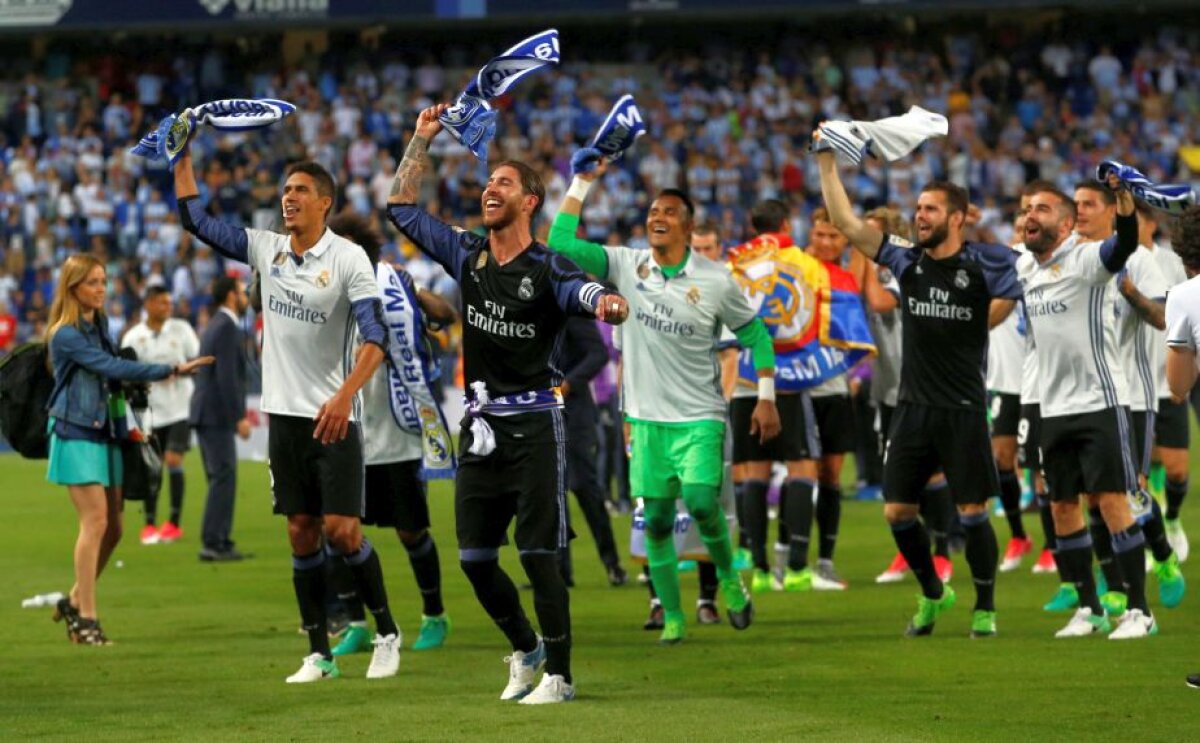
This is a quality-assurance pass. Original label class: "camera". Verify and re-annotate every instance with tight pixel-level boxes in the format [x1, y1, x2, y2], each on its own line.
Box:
[117, 347, 152, 410]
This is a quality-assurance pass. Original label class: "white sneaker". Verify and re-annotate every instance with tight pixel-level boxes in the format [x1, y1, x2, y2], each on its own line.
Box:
[285, 653, 339, 683]
[812, 560, 847, 591]
[1167, 519, 1189, 563]
[519, 674, 576, 705]
[366, 632, 401, 679]
[1109, 608, 1158, 640]
[1054, 607, 1111, 638]
[500, 639, 545, 701]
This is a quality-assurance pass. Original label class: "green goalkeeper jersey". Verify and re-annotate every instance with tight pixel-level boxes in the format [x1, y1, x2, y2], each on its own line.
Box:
[549, 213, 773, 424]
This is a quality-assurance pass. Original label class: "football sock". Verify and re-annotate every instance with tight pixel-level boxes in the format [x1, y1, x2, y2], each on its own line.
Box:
[404, 532, 444, 617]
[783, 478, 815, 571]
[460, 557, 538, 653]
[960, 510, 998, 612]
[325, 545, 365, 622]
[733, 481, 751, 550]
[698, 561, 718, 603]
[682, 483, 736, 580]
[1166, 478, 1188, 522]
[741, 479, 771, 572]
[891, 518, 942, 599]
[1111, 524, 1149, 613]
[997, 470, 1026, 539]
[343, 538, 398, 637]
[1150, 462, 1166, 500]
[643, 498, 682, 615]
[1142, 497, 1174, 563]
[816, 484, 842, 561]
[520, 552, 572, 683]
[293, 549, 332, 659]
[1056, 528, 1102, 614]
[644, 565, 658, 600]
[144, 482, 159, 526]
[921, 481, 952, 558]
[1089, 508, 1123, 592]
[167, 467, 184, 526]
[1038, 494, 1056, 551]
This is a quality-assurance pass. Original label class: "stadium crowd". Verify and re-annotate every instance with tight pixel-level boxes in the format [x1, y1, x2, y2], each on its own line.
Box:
[0, 22, 1198, 351]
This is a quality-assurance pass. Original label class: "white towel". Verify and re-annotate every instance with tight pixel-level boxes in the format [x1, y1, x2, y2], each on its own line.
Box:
[817, 106, 948, 165]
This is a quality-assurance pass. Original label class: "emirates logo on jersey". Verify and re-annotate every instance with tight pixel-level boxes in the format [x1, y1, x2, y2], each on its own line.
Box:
[954, 269, 969, 289]
[518, 276, 534, 300]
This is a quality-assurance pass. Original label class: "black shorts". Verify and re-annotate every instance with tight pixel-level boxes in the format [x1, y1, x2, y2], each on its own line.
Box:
[988, 392, 1020, 438]
[455, 410, 569, 557]
[883, 402, 998, 507]
[154, 421, 191, 454]
[1156, 398, 1190, 450]
[730, 393, 820, 463]
[1041, 407, 1138, 501]
[268, 414, 364, 518]
[1017, 403, 1041, 471]
[1130, 410, 1155, 477]
[363, 459, 430, 531]
[810, 393, 855, 455]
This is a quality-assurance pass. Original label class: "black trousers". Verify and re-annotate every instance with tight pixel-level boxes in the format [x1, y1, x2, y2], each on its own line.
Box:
[565, 395, 620, 570]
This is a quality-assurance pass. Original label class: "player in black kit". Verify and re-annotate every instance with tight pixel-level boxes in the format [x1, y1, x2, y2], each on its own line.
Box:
[816, 138, 1021, 638]
[387, 104, 628, 705]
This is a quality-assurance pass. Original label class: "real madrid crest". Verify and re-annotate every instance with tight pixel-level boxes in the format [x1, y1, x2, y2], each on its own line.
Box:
[475, 251, 489, 271]
[637, 262, 650, 279]
[954, 269, 969, 289]
[686, 286, 701, 305]
[518, 276, 534, 300]
[315, 269, 330, 288]
[272, 251, 288, 266]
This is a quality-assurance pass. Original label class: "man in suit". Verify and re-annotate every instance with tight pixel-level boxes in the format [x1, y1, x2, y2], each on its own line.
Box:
[191, 276, 251, 562]
[560, 315, 627, 587]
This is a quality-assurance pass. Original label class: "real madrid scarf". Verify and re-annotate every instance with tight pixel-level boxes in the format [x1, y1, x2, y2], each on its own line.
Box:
[1097, 160, 1196, 216]
[438, 28, 561, 161]
[131, 98, 296, 165]
[377, 261, 456, 478]
[590, 95, 646, 159]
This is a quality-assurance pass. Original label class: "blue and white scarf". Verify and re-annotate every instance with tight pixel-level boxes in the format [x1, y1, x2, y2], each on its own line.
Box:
[1097, 160, 1196, 216]
[131, 98, 296, 165]
[461, 381, 563, 457]
[378, 262, 456, 478]
[590, 95, 646, 159]
[439, 28, 561, 161]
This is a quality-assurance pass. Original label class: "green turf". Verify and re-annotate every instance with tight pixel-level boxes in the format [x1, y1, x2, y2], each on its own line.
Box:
[4, 451, 1200, 741]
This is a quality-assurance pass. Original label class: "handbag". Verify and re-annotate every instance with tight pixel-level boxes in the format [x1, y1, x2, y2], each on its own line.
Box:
[121, 431, 162, 503]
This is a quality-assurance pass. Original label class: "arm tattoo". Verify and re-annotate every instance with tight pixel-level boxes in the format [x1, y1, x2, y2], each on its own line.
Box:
[390, 134, 430, 202]
[1124, 285, 1166, 330]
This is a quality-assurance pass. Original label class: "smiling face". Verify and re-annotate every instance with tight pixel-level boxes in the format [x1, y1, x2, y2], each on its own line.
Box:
[144, 291, 172, 323]
[281, 172, 332, 234]
[73, 265, 106, 313]
[481, 164, 537, 231]
[646, 194, 692, 252]
[913, 190, 961, 251]
[1024, 192, 1074, 255]
[1073, 186, 1115, 241]
[809, 220, 848, 262]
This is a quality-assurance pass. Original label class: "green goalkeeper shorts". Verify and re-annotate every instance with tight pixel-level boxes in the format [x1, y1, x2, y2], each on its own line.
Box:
[628, 419, 725, 500]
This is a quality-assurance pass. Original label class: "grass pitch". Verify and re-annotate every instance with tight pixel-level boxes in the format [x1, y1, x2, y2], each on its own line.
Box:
[3, 452, 1200, 741]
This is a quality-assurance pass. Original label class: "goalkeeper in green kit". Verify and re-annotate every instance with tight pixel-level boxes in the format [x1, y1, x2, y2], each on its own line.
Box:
[549, 148, 781, 644]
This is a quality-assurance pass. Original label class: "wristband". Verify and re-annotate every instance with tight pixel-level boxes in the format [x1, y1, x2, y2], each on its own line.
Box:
[567, 176, 593, 202]
[757, 377, 776, 402]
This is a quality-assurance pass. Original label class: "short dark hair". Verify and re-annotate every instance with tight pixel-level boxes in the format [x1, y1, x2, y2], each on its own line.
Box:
[920, 181, 969, 218]
[212, 275, 239, 306]
[144, 285, 170, 301]
[1028, 185, 1077, 222]
[1020, 179, 1058, 199]
[328, 212, 382, 266]
[1074, 181, 1116, 206]
[1175, 205, 1200, 273]
[285, 161, 337, 218]
[656, 188, 695, 220]
[1134, 199, 1158, 222]
[692, 221, 721, 241]
[494, 160, 545, 223]
[750, 199, 789, 236]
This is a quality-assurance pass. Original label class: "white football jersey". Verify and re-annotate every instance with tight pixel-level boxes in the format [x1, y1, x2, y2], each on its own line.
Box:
[1017, 234, 1130, 419]
[246, 227, 378, 420]
[1112, 247, 1168, 412]
[987, 308, 1023, 395]
[1166, 274, 1200, 359]
[121, 318, 200, 428]
[1153, 245, 1189, 400]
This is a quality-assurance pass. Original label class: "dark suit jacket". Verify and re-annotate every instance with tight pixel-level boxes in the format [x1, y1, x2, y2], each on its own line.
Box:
[562, 316, 608, 419]
[190, 309, 247, 429]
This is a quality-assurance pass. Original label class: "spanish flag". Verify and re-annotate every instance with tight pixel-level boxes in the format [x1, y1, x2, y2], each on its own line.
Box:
[727, 233, 874, 391]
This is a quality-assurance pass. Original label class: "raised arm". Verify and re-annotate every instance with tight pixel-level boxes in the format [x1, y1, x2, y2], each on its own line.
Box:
[387, 104, 447, 206]
[174, 147, 249, 263]
[814, 148, 884, 259]
[546, 148, 612, 277]
[1097, 176, 1139, 274]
